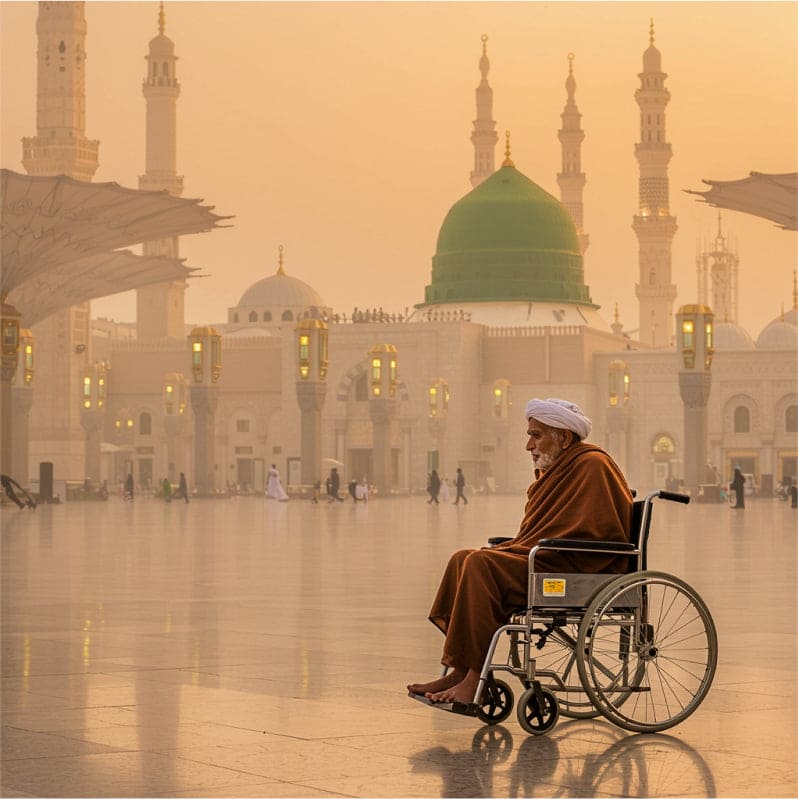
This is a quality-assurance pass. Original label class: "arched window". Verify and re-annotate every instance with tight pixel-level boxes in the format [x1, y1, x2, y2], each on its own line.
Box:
[248, 311, 257, 322]
[263, 311, 272, 321]
[163, 62, 169, 77]
[139, 412, 152, 436]
[282, 310, 294, 321]
[734, 406, 750, 433]
[232, 313, 239, 323]
[649, 269, 656, 286]
[786, 405, 798, 433]
[152, 62, 158, 78]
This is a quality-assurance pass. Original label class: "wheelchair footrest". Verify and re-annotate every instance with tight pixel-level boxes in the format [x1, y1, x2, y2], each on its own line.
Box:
[408, 691, 479, 717]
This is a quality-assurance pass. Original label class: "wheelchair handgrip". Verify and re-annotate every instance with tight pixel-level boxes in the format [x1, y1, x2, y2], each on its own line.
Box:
[658, 490, 690, 504]
[487, 536, 514, 546]
[537, 538, 636, 552]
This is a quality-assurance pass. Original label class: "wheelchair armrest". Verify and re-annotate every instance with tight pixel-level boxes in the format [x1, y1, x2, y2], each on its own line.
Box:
[487, 536, 513, 546]
[536, 538, 636, 553]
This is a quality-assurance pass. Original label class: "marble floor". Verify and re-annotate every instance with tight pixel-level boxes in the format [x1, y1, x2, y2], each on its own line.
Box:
[1, 491, 796, 798]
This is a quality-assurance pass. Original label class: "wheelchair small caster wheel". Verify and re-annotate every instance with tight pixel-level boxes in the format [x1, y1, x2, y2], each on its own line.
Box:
[476, 679, 514, 725]
[517, 685, 559, 735]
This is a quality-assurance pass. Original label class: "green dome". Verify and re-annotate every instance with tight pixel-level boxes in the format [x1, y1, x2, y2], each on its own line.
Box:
[423, 164, 594, 306]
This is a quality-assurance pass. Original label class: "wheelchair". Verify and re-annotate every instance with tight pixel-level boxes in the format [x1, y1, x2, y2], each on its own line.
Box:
[412, 490, 718, 735]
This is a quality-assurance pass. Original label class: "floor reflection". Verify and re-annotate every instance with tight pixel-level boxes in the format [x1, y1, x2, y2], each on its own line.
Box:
[411, 720, 716, 798]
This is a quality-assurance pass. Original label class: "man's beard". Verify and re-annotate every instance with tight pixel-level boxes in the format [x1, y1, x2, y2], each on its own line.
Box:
[535, 449, 560, 472]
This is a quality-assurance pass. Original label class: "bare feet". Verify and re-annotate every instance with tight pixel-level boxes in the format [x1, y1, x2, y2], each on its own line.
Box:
[407, 668, 465, 696]
[425, 668, 481, 704]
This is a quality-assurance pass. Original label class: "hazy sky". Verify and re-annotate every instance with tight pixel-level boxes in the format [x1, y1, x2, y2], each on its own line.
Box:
[2, 1, 796, 338]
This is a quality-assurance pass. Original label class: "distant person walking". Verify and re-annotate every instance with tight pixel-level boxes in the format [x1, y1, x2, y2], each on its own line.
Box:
[174, 472, 190, 503]
[124, 473, 134, 501]
[453, 467, 468, 505]
[328, 467, 344, 502]
[266, 464, 289, 501]
[162, 477, 172, 503]
[427, 469, 441, 504]
[730, 467, 746, 509]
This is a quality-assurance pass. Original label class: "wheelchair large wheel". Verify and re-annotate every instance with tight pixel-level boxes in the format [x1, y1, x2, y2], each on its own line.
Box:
[529, 623, 601, 719]
[476, 678, 514, 724]
[516, 685, 559, 735]
[576, 571, 718, 733]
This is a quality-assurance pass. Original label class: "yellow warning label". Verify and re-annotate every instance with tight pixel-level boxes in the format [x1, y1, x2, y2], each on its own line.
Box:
[542, 578, 566, 597]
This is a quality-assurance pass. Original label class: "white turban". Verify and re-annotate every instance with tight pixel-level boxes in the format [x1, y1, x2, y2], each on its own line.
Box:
[524, 398, 592, 440]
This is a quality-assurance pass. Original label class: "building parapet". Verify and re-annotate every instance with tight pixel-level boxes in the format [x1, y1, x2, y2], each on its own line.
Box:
[485, 325, 584, 337]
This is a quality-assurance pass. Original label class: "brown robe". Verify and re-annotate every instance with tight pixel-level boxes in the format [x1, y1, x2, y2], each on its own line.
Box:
[428, 442, 633, 672]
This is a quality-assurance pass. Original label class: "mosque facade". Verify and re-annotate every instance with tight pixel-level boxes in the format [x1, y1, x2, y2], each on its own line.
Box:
[19, 4, 798, 498]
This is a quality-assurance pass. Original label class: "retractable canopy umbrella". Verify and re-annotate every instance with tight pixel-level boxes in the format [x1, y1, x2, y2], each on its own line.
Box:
[1, 168, 231, 321]
[685, 172, 797, 231]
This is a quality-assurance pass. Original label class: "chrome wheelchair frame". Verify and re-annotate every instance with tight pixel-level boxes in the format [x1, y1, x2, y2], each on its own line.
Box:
[413, 490, 718, 736]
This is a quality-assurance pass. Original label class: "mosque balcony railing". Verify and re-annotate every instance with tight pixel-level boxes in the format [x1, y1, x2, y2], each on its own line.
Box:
[485, 324, 584, 337]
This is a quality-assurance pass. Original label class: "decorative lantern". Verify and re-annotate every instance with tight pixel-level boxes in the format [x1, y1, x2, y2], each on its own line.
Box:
[80, 362, 107, 410]
[492, 379, 511, 418]
[428, 378, 450, 418]
[188, 327, 222, 384]
[676, 305, 714, 372]
[295, 319, 329, 381]
[17, 329, 34, 386]
[1, 300, 21, 379]
[608, 360, 630, 407]
[368, 344, 398, 398]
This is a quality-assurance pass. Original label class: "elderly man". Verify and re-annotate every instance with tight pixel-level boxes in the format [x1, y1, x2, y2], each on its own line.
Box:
[407, 398, 633, 705]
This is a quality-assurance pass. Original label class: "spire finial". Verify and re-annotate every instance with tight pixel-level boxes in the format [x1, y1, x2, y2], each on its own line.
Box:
[277, 244, 285, 276]
[614, 302, 620, 324]
[502, 130, 514, 168]
[158, 2, 165, 35]
[478, 34, 490, 79]
[568, 52, 574, 75]
[649, 18, 655, 45]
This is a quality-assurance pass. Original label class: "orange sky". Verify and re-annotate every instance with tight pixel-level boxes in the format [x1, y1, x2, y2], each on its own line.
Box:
[2, 1, 796, 339]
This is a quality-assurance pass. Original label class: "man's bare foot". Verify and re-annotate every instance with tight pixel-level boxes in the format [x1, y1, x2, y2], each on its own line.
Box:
[407, 668, 465, 696]
[426, 668, 481, 704]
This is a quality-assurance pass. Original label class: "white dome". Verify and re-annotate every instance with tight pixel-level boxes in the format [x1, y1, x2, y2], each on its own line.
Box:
[756, 320, 798, 349]
[237, 272, 325, 309]
[714, 321, 755, 350]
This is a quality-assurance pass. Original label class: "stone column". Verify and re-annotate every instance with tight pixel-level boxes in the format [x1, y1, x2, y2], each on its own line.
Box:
[676, 305, 714, 496]
[80, 409, 104, 483]
[296, 382, 326, 485]
[369, 396, 398, 495]
[190, 385, 219, 496]
[606, 405, 629, 475]
[164, 414, 186, 482]
[11, 387, 33, 485]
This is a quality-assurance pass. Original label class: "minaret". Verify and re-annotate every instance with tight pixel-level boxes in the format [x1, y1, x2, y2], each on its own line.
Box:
[21, 1, 100, 179]
[470, 34, 498, 188]
[22, 1, 99, 480]
[136, 2, 186, 341]
[557, 53, 589, 255]
[633, 20, 678, 348]
[697, 213, 739, 323]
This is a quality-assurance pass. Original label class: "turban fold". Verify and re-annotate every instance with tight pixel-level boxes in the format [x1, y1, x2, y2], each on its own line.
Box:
[524, 398, 592, 440]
